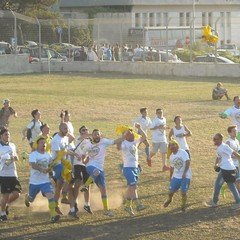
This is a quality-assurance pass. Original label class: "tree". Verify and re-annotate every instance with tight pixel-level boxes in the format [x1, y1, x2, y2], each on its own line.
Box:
[0, 0, 59, 18]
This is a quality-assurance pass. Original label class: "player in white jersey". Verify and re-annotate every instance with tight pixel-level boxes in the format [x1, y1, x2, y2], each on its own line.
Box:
[117, 123, 147, 216]
[219, 96, 240, 141]
[72, 125, 93, 214]
[59, 110, 75, 204]
[150, 108, 169, 171]
[25, 137, 60, 223]
[132, 107, 152, 163]
[51, 122, 81, 218]
[0, 128, 21, 221]
[221, 125, 240, 198]
[168, 115, 192, 158]
[163, 139, 191, 212]
[205, 133, 240, 209]
[81, 129, 125, 216]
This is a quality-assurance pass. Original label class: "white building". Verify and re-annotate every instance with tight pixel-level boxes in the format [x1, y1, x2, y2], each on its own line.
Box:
[56, 0, 240, 47]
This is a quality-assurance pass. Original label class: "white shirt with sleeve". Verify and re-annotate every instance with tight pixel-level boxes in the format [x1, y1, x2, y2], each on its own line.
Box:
[73, 137, 91, 166]
[0, 142, 17, 177]
[217, 143, 236, 170]
[83, 138, 114, 171]
[226, 138, 240, 168]
[51, 134, 69, 165]
[150, 117, 167, 143]
[27, 120, 42, 143]
[29, 151, 52, 185]
[132, 116, 152, 133]
[170, 149, 191, 179]
[121, 138, 141, 168]
[224, 106, 240, 132]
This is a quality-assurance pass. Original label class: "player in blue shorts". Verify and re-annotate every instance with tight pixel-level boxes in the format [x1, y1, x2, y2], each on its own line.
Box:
[117, 123, 148, 216]
[163, 139, 191, 212]
[25, 137, 60, 223]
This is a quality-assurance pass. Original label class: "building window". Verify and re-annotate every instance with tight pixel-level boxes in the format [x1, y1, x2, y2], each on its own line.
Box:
[156, 13, 161, 26]
[142, 13, 147, 27]
[149, 13, 154, 26]
[202, 12, 207, 26]
[163, 12, 168, 26]
[186, 12, 190, 26]
[180, 12, 184, 26]
[135, 13, 140, 27]
[208, 12, 213, 27]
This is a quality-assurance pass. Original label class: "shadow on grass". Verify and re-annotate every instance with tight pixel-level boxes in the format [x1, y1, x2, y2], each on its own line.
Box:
[1, 204, 239, 240]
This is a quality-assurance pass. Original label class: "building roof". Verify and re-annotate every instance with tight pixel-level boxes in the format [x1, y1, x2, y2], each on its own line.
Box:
[59, 0, 240, 7]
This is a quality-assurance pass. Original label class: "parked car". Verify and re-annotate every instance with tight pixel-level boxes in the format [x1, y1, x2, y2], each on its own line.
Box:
[23, 41, 38, 48]
[18, 46, 67, 63]
[194, 54, 235, 63]
[131, 49, 180, 62]
[0, 41, 10, 54]
[30, 48, 67, 62]
[217, 44, 239, 56]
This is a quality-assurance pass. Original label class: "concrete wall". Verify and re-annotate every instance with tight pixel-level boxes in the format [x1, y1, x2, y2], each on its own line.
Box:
[1, 55, 240, 77]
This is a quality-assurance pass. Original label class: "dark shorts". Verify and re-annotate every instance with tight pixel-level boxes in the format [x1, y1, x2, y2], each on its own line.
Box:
[0, 176, 22, 194]
[73, 165, 90, 183]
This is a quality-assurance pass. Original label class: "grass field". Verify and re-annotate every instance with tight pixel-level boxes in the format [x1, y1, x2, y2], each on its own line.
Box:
[0, 73, 240, 240]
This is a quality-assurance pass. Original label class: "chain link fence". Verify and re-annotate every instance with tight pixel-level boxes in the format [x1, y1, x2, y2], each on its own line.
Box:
[0, 10, 240, 62]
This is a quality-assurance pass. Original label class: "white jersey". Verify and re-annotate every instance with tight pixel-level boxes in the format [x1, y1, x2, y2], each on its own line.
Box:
[29, 151, 52, 185]
[27, 120, 42, 143]
[217, 143, 236, 170]
[0, 142, 17, 177]
[73, 137, 91, 166]
[132, 116, 152, 133]
[150, 116, 167, 143]
[83, 138, 114, 171]
[51, 134, 69, 165]
[172, 126, 189, 150]
[170, 149, 191, 179]
[121, 138, 141, 168]
[224, 106, 240, 132]
[66, 121, 75, 150]
[226, 137, 240, 168]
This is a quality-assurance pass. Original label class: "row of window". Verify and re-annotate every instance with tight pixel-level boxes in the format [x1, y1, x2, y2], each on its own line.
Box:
[134, 12, 231, 28]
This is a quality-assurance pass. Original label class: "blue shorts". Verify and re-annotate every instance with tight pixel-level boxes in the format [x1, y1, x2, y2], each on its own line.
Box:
[29, 182, 54, 202]
[236, 167, 240, 182]
[86, 165, 105, 188]
[53, 164, 64, 182]
[123, 167, 139, 186]
[169, 177, 190, 193]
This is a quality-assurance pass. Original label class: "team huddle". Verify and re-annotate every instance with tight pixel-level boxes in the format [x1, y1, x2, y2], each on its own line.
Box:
[0, 96, 240, 223]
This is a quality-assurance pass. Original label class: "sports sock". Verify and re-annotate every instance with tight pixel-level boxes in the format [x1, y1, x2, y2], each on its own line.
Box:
[133, 198, 141, 207]
[101, 195, 109, 210]
[48, 198, 56, 217]
[84, 176, 94, 188]
[125, 199, 132, 208]
[181, 195, 187, 209]
[62, 192, 67, 199]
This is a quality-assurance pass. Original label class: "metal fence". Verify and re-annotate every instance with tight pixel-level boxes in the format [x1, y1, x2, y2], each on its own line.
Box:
[0, 10, 240, 62]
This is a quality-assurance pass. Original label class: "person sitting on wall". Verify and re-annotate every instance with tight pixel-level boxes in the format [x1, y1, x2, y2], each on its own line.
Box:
[212, 82, 231, 100]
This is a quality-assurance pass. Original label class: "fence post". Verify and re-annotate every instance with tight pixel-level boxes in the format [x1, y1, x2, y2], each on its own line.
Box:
[36, 17, 42, 64]
[166, 17, 171, 63]
[214, 17, 221, 63]
[189, 19, 194, 63]
[10, 10, 17, 53]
